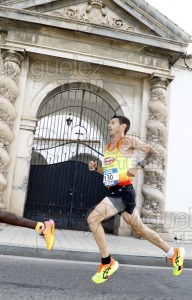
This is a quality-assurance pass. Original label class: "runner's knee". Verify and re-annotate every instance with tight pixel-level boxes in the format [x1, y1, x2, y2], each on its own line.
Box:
[87, 211, 104, 226]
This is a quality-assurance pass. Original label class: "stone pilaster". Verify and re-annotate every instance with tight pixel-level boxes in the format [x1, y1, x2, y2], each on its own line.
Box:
[0, 50, 24, 208]
[141, 73, 173, 238]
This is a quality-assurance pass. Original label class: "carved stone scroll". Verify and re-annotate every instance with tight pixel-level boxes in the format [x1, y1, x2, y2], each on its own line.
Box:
[52, 0, 135, 32]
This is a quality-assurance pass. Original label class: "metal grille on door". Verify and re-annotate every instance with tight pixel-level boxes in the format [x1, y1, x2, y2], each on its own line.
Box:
[24, 88, 117, 230]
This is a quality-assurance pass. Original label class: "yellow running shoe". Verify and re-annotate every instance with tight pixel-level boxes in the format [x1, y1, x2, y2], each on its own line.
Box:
[170, 247, 185, 276]
[41, 220, 55, 251]
[92, 258, 119, 284]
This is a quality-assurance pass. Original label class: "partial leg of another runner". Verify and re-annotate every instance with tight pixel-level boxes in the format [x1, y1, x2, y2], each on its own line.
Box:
[0, 209, 55, 251]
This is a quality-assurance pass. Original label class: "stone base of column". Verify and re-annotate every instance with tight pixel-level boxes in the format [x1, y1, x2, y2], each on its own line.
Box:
[113, 215, 174, 241]
[158, 232, 174, 242]
[142, 218, 174, 241]
[114, 226, 132, 236]
[113, 215, 132, 236]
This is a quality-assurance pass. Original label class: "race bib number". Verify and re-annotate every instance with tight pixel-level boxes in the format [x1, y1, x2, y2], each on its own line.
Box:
[103, 168, 119, 186]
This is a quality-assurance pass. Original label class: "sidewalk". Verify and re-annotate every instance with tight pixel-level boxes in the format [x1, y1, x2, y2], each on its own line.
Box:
[0, 225, 192, 268]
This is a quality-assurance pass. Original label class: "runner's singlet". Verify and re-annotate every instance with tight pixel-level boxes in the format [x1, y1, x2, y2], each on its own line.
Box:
[103, 138, 132, 187]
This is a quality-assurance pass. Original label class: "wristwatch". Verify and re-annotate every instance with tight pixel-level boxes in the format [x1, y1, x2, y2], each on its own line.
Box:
[137, 161, 145, 169]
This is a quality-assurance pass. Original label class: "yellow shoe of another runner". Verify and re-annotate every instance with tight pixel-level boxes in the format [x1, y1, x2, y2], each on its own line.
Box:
[41, 220, 55, 251]
[92, 258, 119, 284]
[170, 247, 185, 276]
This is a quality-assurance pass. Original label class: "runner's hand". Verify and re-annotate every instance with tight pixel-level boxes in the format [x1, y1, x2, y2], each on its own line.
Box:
[127, 167, 138, 178]
[88, 161, 97, 171]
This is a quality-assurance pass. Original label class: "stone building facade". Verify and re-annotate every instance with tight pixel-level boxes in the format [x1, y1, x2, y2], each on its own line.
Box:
[0, 0, 191, 236]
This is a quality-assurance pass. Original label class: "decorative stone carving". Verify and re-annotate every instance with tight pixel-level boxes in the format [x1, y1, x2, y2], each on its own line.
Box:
[0, 75, 19, 104]
[141, 75, 173, 230]
[148, 101, 167, 126]
[142, 184, 163, 218]
[52, 0, 135, 31]
[151, 144, 167, 171]
[151, 89, 166, 105]
[146, 120, 167, 148]
[0, 137, 10, 152]
[0, 122, 14, 145]
[0, 49, 24, 207]
[144, 169, 165, 193]
[0, 96, 16, 128]
[2, 50, 23, 85]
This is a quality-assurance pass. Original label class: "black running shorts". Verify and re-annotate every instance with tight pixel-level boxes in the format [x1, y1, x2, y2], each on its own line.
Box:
[107, 184, 136, 215]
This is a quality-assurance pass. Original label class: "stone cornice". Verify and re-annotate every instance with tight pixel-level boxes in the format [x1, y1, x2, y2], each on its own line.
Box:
[0, 3, 189, 66]
[151, 72, 175, 83]
[0, 6, 188, 53]
[1, 0, 191, 44]
[113, 0, 191, 43]
[0, 0, 58, 9]
[0, 47, 164, 77]
[0, 45, 25, 53]
[20, 117, 37, 131]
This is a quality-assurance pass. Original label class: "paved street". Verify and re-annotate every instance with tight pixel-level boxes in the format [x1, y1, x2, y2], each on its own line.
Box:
[0, 255, 191, 300]
[0, 226, 192, 268]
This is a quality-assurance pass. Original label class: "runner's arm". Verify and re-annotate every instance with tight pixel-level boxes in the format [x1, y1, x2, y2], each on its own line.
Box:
[134, 137, 158, 168]
[126, 136, 158, 177]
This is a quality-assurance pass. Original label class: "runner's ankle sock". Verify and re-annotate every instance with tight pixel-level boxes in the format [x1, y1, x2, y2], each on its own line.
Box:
[166, 247, 174, 258]
[102, 255, 111, 265]
[35, 222, 45, 233]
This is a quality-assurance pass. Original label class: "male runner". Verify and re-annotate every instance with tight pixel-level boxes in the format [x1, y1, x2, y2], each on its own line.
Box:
[0, 209, 55, 251]
[88, 115, 185, 284]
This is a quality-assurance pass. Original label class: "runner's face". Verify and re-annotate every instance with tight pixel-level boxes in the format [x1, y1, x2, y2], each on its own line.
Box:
[108, 118, 125, 137]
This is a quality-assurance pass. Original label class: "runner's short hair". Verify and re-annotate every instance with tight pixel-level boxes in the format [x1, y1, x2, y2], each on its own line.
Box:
[111, 115, 130, 134]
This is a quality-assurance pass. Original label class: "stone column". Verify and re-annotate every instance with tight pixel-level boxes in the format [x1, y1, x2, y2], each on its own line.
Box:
[10, 117, 37, 215]
[141, 73, 173, 239]
[0, 49, 24, 208]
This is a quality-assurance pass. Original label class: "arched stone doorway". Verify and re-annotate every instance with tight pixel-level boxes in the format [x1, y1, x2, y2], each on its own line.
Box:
[24, 83, 123, 230]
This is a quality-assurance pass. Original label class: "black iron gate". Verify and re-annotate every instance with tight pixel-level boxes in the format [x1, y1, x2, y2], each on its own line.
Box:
[24, 88, 117, 230]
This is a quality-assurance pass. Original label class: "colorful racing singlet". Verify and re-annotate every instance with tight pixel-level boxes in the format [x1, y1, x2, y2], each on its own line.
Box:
[103, 138, 132, 187]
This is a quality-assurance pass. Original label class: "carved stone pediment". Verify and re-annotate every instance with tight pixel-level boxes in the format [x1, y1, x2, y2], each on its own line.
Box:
[49, 1, 135, 32]
[0, 0, 190, 45]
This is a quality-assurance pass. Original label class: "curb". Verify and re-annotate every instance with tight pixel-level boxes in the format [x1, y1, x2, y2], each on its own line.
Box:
[0, 244, 191, 269]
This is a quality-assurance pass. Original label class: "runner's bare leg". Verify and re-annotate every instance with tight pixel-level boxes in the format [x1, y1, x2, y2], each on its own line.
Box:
[87, 197, 118, 257]
[0, 209, 37, 229]
[122, 209, 170, 252]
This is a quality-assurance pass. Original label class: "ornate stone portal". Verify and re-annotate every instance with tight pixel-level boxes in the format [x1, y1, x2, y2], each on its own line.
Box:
[141, 74, 173, 236]
[0, 49, 23, 208]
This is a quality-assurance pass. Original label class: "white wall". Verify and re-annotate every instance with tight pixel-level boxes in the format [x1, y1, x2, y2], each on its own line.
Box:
[166, 57, 192, 213]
